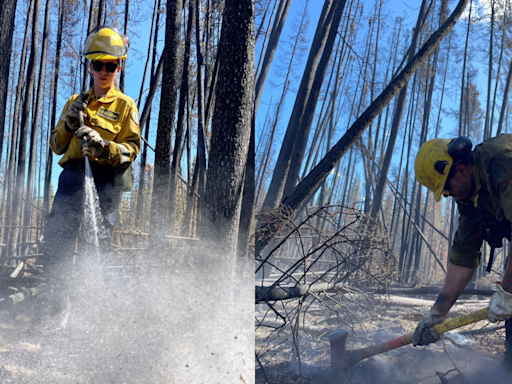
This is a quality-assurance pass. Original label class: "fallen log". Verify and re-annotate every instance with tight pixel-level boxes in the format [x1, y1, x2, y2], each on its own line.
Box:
[256, 282, 350, 303]
[256, 282, 494, 304]
[0, 284, 46, 309]
[373, 286, 495, 297]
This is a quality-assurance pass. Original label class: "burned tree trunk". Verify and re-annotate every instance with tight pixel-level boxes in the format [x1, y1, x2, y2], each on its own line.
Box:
[8, 0, 42, 257]
[168, 0, 195, 230]
[0, 0, 18, 168]
[255, 0, 470, 256]
[43, 0, 64, 217]
[200, 0, 254, 254]
[25, 0, 52, 247]
[254, 0, 292, 116]
[149, 0, 183, 245]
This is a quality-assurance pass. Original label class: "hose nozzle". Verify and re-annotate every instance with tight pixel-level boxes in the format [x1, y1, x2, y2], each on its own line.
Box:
[82, 137, 90, 157]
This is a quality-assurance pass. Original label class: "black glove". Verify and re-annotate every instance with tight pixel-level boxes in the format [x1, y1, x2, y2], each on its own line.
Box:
[412, 309, 446, 347]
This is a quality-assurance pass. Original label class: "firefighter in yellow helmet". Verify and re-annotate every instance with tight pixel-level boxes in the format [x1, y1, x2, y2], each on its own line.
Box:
[40, 25, 140, 327]
[412, 135, 512, 370]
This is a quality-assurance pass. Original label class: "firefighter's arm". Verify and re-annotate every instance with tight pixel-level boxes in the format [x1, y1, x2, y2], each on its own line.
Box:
[50, 96, 80, 155]
[449, 201, 483, 268]
[413, 263, 473, 347]
[102, 105, 141, 167]
[432, 263, 475, 314]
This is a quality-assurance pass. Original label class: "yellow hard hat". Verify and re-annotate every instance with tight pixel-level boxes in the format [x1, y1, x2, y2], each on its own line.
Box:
[414, 138, 453, 202]
[83, 25, 129, 60]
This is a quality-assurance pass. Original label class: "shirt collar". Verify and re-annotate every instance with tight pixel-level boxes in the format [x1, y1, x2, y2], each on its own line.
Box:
[84, 86, 119, 104]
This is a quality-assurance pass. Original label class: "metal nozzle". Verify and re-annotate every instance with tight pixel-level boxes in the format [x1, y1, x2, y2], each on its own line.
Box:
[82, 137, 90, 157]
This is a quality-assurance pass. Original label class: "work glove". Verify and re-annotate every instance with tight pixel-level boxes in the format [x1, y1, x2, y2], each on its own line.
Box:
[75, 127, 110, 158]
[75, 126, 96, 141]
[60, 99, 87, 131]
[88, 135, 110, 158]
[412, 308, 446, 347]
[488, 283, 512, 323]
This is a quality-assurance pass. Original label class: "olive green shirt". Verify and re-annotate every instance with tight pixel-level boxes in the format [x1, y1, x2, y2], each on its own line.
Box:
[449, 134, 512, 268]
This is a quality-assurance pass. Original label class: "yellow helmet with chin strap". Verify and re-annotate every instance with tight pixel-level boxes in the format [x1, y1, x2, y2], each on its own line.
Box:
[415, 136, 473, 202]
[83, 25, 130, 60]
[415, 138, 453, 202]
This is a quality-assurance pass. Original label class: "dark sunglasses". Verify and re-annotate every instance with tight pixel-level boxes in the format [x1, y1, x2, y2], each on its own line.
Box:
[91, 61, 119, 73]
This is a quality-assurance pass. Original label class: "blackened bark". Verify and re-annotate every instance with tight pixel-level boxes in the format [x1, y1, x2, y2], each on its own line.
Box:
[149, 0, 183, 245]
[368, 0, 428, 225]
[120, 0, 130, 93]
[44, 0, 64, 216]
[0, 0, 18, 168]
[195, 0, 207, 228]
[135, 0, 160, 227]
[200, 0, 255, 253]
[262, 0, 339, 209]
[9, 0, 42, 257]
[169, 0, 195, 229]
[24, 0, 52, 246]
[254, 0, 293, 116]
[282, 0, 346, 199]
[238, 115, 256, 258]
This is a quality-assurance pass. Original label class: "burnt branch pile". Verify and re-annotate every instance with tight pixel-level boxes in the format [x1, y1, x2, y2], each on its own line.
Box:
[255, 204, 398, 378]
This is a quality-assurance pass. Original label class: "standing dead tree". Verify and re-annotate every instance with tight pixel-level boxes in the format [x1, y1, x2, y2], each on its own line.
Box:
[256, 0, 470, 259]
[0, 0, 18, 168]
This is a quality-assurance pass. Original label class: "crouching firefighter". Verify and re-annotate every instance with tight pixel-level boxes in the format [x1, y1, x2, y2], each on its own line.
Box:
[40, 25, 141, 322]
[412, 135, 512, 368]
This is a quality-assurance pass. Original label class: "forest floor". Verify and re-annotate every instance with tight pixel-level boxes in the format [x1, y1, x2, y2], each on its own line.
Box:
[0, 245, 254, 383]
[256, 289, 511, 384]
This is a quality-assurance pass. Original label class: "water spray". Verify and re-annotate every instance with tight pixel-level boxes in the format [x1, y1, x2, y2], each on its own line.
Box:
[79, 106, 104, 265]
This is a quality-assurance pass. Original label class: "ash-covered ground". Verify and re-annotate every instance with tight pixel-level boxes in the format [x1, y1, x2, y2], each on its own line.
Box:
[256, 291, 509, 384]
[0, 243, 253, 383]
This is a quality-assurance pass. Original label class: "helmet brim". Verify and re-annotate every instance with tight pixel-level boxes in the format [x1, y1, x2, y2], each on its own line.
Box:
[86, 53, 127, 60]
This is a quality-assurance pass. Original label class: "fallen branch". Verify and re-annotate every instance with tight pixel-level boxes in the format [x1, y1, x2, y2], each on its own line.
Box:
[0, 284, 46, 309]
[256, 282, 349, 303]
[373, 286, 495, 297]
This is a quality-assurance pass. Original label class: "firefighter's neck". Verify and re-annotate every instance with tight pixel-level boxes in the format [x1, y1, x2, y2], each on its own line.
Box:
[94, 83, 114, 98]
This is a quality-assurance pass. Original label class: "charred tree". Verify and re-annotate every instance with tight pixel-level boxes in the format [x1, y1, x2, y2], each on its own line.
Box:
[0, 0, 18, 168]
[255, 0, 470, 256]
[254, 0, 293, 116]
[200, 0, 255, 253]
[43, 0, 64, 217]
[149, 0, 183, 245]
[9, 0, 42, 257]
[262, 0, 345, 209]
[168, 0, 195, 230]
[24, 0, 52, 246]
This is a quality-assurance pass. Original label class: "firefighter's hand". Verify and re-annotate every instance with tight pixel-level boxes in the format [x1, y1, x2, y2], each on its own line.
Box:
[88, 134, 110, 158]
[488, 284, 512, 322]
[61, 99, 87, 131]
[75, 126, 95, 140]
[412, 309, 446, 347]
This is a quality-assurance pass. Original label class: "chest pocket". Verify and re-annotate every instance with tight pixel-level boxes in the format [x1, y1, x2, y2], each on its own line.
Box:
[88, 114, 121, 141]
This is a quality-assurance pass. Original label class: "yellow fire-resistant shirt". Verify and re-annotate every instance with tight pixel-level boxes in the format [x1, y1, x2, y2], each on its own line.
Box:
[50, 87, 141, 168]
[449, 134, 512, 268]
